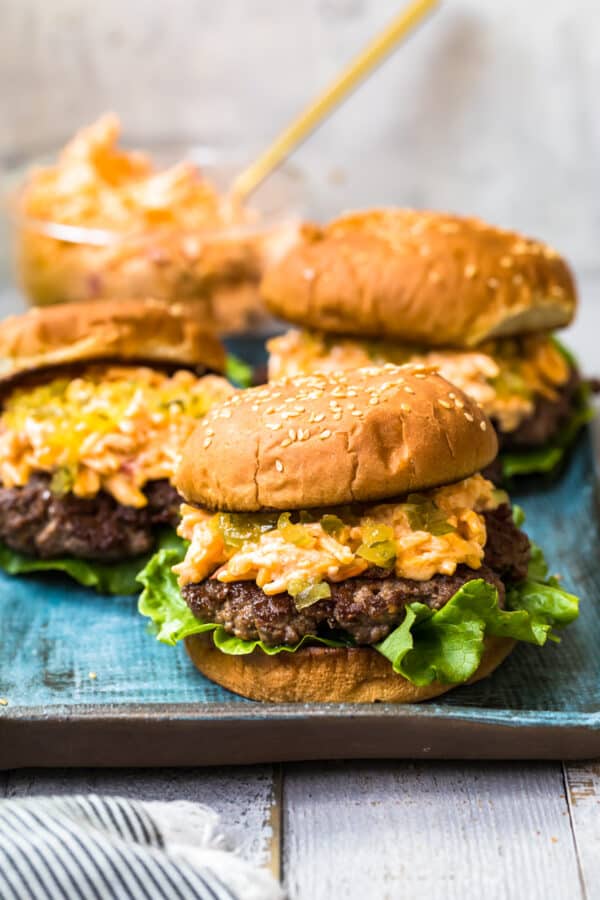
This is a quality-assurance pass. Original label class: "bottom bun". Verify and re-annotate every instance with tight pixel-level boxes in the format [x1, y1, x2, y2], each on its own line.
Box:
[184, 634, 516, 703]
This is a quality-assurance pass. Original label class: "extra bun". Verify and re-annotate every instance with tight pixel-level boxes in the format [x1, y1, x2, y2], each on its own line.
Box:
[185, 633, 515, 702]
[261, 209, 576, 348]
[0, 298, 226, 384]
[176, 364, 498, 510]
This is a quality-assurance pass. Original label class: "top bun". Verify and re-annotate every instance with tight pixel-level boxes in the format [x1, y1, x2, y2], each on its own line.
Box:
[261, 209, 576, 348]
[176, 364, 497, 511]
[0, 298, 226, 384]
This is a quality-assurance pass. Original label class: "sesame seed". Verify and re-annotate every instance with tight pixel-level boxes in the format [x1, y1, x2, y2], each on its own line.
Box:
[333, 412, 342, 420]
[438, 399, 452, 409]
[89, 671, 97, 680]
[351, 409, 364, 417]
[455, 398, 464, 409]
[265, 422, 281, 430]
[205, 427, 214, 436]
[404, 386, 415, 395]
[464, 263, 478, 279]
[414, 373, 427, 379]
[550, 285, 565, 297]
[0, 698, 8, 706]
[203, 437, 212, 449]
[400, 403, 411, 413]
[369, 397, 380, 405]
[313, 413, 325, 423]
[281, 438, 292, 448]
[480, 420, 487, 431]
[221, 409, 232, 419]
[448, 392, 456, 399]
[464, 412, 474, 422]
[319, 430, 332, 440]
[429, 271, 441, 283]
[288, 428, 296, 441]
[295, 406, 306, 413]
[347, 390, 358, 397]
[487, 277, 499, 289]
[275, 459, 284, 472]
[500, 255, 513, 268]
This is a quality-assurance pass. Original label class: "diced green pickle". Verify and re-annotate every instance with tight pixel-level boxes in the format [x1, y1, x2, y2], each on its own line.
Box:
[404, 497, 455, 536]
[50, 466, 75, 496]
[277, 513, 315, 547]
[320, 513, 345, 536]
[356, 540, 396, 568]
[212, 511, 278, 548]
[288, 577, 332, 609]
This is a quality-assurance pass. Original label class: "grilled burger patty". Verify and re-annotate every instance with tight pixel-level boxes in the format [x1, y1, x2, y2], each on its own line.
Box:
[182, 506, 531, 646]
[0, 475, 180, 561]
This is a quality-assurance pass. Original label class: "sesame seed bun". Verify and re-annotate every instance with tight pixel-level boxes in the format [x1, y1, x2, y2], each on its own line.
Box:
[0, 298, 226, 385]
[261, 209, 576, 348]
[176, 365, 498, 511]
[185, 633, 516, 702]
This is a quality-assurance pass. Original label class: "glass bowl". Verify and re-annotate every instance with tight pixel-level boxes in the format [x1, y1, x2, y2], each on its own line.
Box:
[4, 136, 308, 336]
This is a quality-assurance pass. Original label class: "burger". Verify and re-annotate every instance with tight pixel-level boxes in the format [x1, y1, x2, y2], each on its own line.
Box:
[138, 365, 578, 702]
[263, 209, 593, 482]
[0, 298, 234, 593]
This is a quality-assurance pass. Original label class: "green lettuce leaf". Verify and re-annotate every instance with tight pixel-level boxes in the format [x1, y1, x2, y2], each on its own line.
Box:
[137, 536, 579, 686]
[375, 566, 578, 685]
[0, 529, 183, 595]
[225, 354, 253, 388]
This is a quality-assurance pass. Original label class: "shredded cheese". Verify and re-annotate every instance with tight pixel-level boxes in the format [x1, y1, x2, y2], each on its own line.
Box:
[175, 474, 503, 594]
[0, 366, 233, 506]
[267, 330, 570, 433]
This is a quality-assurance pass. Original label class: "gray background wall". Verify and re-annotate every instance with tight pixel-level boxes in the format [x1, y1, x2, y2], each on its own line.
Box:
[1, 0, 598, 364]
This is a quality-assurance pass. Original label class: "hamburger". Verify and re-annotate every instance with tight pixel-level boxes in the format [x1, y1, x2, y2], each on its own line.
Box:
[0, 298, 234, 593]
[138, 365, 578, 702]
[263, 209, 593, 482]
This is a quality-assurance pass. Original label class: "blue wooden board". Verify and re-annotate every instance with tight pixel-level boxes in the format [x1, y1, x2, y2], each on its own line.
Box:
[1, 426, 599, 765]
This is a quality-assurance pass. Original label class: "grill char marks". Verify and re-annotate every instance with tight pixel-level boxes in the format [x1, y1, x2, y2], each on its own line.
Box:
[182, 503, 530, 647]
[0, 475, 180, 561]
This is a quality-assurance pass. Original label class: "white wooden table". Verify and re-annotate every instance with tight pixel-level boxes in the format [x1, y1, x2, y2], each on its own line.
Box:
[1, 278, 599, 900]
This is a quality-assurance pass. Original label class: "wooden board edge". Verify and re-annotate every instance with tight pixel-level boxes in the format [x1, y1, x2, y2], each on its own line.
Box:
[2, 709, 599, 768]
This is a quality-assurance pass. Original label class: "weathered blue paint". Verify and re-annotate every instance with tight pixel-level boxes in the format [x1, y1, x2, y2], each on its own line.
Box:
[0, 428, 598, 729]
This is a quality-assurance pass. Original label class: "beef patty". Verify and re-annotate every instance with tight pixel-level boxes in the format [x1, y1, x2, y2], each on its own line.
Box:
[0, 475, 180, 561]
[182, 505, 530, 646]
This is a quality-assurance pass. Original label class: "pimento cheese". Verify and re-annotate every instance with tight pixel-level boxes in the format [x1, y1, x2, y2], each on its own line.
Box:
[0, 366, 233, 507]
[267, 330, 570, 433]
[174, 475, 503, 601]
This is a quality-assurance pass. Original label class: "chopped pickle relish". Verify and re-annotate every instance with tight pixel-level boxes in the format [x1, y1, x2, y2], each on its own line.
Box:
[0, 366, 233, 507]
[174, 475, 506, 609]
[267, 330, 570, 433]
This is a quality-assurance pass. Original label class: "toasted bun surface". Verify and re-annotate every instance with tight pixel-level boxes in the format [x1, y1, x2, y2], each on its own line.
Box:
[185, 633, 515, 702]
[261, 209, 576, 348]
[0, 298, 226, 383]
[176, 365, 498, 510]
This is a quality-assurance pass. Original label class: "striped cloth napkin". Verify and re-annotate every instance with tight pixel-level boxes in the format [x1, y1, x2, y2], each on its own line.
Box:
[0, 794, 283, 900]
